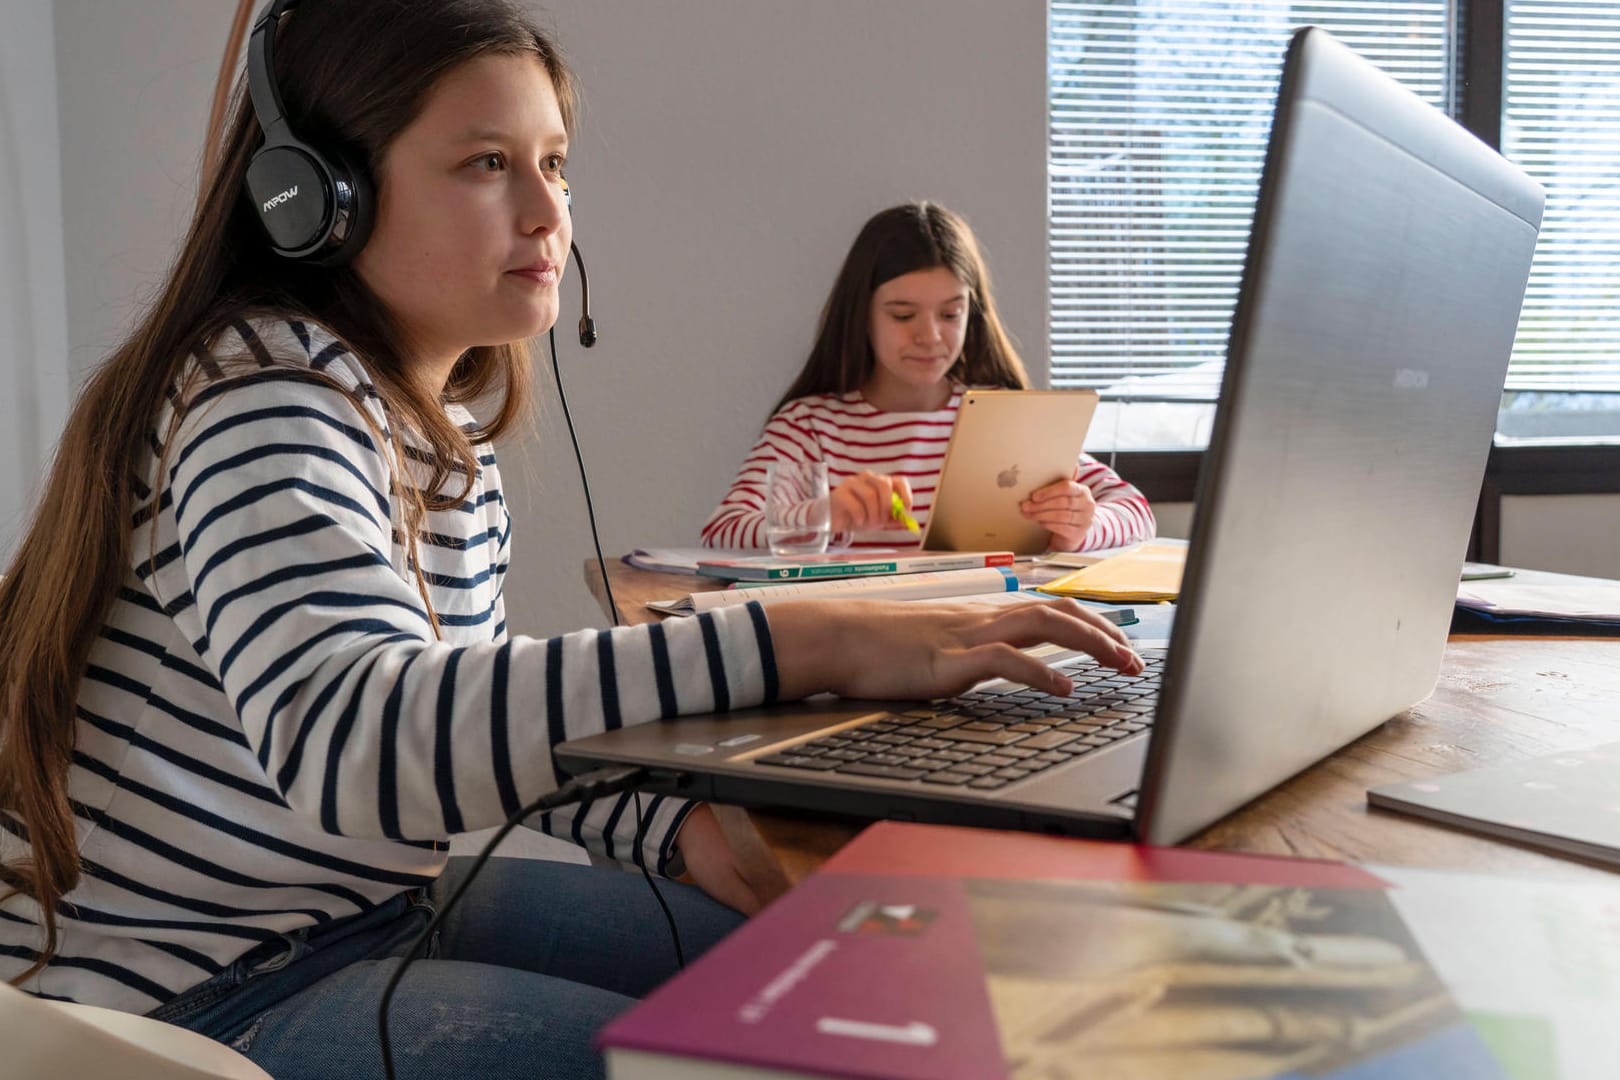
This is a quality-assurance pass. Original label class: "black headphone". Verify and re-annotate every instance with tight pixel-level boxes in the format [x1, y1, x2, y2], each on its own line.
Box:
[241, 0, 595, 344]
[244, 0, 373, 265]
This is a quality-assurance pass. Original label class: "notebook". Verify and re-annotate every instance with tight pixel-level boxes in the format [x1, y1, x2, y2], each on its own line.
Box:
[919, 389, 1100, 556]
[557, 27, 1544, 846]
[1368, 742, 1620, 867]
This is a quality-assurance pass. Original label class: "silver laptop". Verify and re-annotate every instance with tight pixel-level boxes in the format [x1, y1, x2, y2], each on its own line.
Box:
[920, 389, 1100, 556]
[558, 27, 1544, 845]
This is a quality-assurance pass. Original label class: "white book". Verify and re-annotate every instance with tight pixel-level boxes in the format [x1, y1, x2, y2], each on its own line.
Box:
[645, 567, 1020, 617]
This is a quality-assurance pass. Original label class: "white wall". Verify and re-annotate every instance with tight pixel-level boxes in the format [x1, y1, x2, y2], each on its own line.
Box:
[512, 0, 1049, 634]
[53, 0, 226, 381]
[0, 0, 70, 558]
[1501, 495, 1620, 579]
[46, 0, 1047, 637]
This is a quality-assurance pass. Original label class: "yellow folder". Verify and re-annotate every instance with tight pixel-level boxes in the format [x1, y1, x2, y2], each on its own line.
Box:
[1036, 540, 1186, 603]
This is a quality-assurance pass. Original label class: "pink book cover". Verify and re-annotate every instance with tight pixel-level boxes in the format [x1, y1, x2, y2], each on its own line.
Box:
[596, 823, 1506, 1078]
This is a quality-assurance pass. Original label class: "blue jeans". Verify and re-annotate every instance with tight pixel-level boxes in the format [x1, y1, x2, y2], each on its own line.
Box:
[149, 858, 745, 1080]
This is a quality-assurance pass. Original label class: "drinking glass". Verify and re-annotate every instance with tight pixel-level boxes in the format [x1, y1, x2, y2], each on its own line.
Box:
[764, 460, 831, 557]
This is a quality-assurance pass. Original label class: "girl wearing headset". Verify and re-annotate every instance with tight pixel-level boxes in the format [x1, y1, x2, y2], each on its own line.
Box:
[702, 202, 1156, 552]
[0, 3, 1141, 1077]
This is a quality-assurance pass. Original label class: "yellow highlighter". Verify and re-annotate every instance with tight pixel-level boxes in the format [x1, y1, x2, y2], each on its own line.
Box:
[890, 492, 921, 535]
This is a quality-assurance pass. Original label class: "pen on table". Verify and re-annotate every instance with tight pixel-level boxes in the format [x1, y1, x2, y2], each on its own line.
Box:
[890, 492, 921, 535]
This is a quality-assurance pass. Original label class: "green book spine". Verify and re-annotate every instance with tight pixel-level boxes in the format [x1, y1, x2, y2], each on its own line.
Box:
[796, 562, 899, 579]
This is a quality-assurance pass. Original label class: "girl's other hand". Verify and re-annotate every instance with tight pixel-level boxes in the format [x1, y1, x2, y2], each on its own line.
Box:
[765, 596, 1143, 703]
[829, 471, 913, 534]
[674, 803, 791, 915]
[1021, 467, 1097, 552]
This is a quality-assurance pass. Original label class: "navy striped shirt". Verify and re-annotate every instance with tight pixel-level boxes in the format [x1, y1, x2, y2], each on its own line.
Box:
[0, 318, 777, 1012]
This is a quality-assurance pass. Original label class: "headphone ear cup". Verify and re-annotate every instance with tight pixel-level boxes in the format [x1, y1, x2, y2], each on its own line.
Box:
[306, 143, 375, 267]
[245, 136, 373, 265]
[245, 144, 330, 256]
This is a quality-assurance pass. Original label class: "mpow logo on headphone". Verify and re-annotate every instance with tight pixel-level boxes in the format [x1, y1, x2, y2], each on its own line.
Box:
[262, 186, 299, 213]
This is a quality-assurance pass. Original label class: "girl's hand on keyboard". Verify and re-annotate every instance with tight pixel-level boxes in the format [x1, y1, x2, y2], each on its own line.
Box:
[766, 596, 1143, 702]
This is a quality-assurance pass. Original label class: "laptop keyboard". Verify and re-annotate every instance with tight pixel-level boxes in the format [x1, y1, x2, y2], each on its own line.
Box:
[755, 649, 1165, 790]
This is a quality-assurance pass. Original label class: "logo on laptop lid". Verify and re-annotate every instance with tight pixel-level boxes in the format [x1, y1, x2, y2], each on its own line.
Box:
[996, 464, 1020, 489]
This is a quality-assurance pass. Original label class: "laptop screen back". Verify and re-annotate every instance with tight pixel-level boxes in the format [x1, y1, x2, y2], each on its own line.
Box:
[1134, 27, 1544, 844]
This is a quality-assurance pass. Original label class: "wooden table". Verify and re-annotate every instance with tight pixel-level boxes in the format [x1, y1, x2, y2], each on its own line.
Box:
[586, 558, 1620, 886]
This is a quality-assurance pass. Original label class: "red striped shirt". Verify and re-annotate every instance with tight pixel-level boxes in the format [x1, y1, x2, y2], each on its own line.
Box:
[701, 389, 1155, 551]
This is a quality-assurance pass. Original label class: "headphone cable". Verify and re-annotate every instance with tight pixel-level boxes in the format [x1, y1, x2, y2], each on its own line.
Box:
[544, 312, 686, 959]
[548, 324, 620, 628]
[376, 325, 691, 1078]
[377, 764, 651, 1080]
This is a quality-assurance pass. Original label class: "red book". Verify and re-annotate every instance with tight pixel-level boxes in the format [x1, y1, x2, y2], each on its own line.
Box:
[599, 822, 1617, 1078]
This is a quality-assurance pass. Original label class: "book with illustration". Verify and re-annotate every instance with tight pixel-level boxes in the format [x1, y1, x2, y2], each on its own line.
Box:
[600, 821, 1620, 1079]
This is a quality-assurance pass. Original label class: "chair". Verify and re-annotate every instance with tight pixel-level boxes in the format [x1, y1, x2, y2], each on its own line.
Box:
[0, 978, 271, 1080]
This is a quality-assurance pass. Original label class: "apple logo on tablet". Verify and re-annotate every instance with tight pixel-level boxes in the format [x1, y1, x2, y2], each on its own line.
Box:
[996, 464, 1019, 488]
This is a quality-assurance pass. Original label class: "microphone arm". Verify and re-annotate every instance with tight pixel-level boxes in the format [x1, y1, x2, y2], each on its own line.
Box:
[569, 241, 597, 348]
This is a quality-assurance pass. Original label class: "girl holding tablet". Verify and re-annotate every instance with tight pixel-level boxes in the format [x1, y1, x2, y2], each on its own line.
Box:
[702, 202, 1155, 552]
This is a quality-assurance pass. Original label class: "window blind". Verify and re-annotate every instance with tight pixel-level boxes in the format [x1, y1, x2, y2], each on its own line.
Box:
[1048, 2, 1453, 399]
[1501, 0, 1620, 393]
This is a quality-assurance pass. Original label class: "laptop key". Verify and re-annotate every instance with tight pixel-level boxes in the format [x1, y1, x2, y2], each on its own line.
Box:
[944, 729, 1029, 746]
[1019, 731, 1083, 750]
[835, 762, 928, 781]
[968, 777, 1010, 789]
[921, 771, 973, 785]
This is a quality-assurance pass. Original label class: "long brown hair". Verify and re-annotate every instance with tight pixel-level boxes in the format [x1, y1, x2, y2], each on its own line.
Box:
[774, 201, 1029, 412]
[0, 0, 576, 979]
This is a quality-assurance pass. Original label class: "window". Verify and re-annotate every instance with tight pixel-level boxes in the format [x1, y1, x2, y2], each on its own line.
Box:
[1050, 0, 1620, 449]
[1497, 0, 1620, 443]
